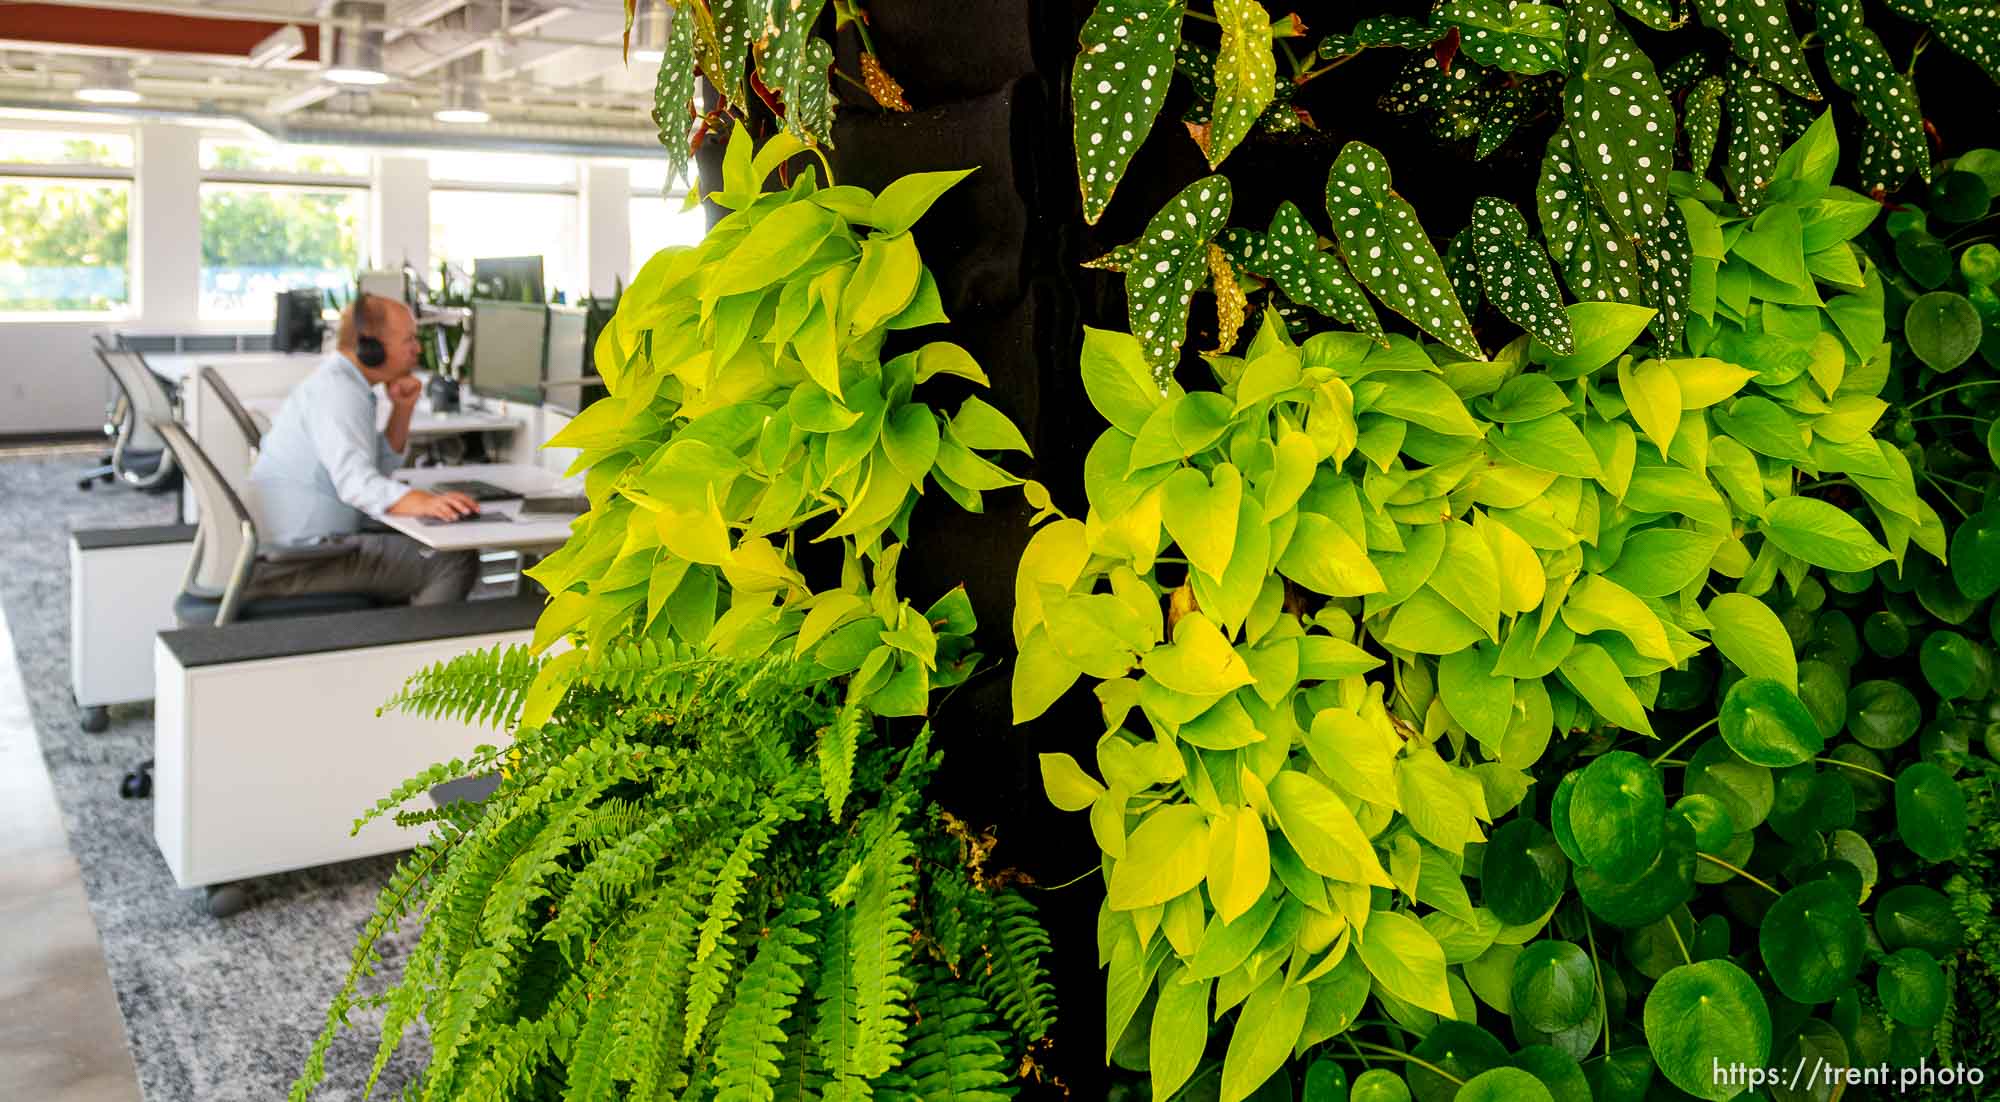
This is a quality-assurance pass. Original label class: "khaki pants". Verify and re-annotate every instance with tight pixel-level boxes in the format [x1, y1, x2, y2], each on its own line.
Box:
[246, 533, 478, 607]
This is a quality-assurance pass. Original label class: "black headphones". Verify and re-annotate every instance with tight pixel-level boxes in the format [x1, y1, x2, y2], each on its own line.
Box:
[354, 289, 386, 368]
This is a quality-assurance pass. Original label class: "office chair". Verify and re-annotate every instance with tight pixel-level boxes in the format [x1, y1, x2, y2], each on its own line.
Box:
[91, 348, 181, 494]
[77, 336, 124, 490]
[200, 365, 267, 454]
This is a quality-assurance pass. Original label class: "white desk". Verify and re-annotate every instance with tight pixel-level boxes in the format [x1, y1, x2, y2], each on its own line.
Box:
[383, 464, 584, 552]
[145, 351, 318, 387]
[243, 395, 524, 441]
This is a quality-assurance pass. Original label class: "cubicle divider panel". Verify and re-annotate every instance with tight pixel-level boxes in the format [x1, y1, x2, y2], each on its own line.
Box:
[153, 621, 534, 889]
[69, 526, 195, 711]
[182, 355, 319, 525]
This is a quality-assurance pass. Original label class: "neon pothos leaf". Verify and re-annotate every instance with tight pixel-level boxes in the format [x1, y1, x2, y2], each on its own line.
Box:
[1684, 75, 1725, 179]
[1122, 175, 1233, 383]
[1326, 142, 1483, 358]
[1563, 0, 1675, 246]
[1820, 7, 1931, 185]
[757, 0, 834, 145]
[1209, 0, 1277, 168]
[1352, 15, 1444, 49]
[1468, 196, 1574, 353]
[1250, 202, 1384, 339]
[650, 3, 697, 189]
[1693, 0, 1820, 100]
[1075, 0, 1186, 225]
[1540, 130, 1650, 305]
[1726, 66, 1789, 212]
[1440, 0, 1569, 75]
[1610, 0, 1679, 31]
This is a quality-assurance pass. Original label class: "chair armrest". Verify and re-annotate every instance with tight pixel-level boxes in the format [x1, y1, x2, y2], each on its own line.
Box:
[257, 541, 358, 564]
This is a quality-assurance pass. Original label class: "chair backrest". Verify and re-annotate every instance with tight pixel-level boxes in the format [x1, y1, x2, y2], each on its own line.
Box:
[96, 349, 177, 483]
[152, 418, 258, 619]
[201, 365, 265, 452]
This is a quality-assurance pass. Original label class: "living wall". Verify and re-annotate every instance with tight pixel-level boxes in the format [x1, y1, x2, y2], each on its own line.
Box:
[301, 1, 2000, 1100]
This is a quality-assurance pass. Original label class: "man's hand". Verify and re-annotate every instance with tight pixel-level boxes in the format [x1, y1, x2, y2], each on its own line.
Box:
[387, 487, 479, 520]
[387, 375, 424, 408]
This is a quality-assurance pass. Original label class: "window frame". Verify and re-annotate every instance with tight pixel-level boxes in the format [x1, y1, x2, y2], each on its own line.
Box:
[195, 178, 372, 323]
[0, 128, 136, 320]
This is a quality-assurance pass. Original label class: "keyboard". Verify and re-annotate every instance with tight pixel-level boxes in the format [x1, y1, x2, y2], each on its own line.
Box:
[418, 512, 514, 527]
[519, 494, 591, 515]
[430, 478, 521, 502]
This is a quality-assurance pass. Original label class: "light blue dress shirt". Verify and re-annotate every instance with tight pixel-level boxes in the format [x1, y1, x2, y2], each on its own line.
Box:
[250, 352, 408, 546]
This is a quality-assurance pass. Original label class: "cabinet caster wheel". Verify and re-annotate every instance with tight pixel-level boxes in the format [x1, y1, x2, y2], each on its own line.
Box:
[80, 706, 109, 733]
[204, 883, 248, 919]
[77, 479, 94, 491]
[119, 761, 152, 799]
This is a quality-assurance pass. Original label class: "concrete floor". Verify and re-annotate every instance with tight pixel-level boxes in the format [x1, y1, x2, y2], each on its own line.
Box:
[0, 600, 143, 1101]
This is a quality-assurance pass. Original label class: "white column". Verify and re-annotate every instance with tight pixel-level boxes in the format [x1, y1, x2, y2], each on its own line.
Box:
[134, 123, 200, 326]
[371, 154, 430, 277]
[581, 162, 630, 298]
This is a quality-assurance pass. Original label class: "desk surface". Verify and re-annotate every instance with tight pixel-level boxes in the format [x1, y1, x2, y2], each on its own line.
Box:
[243, 395, 523, 438]
[145, 351, 318, 384]
[383, 464, 582, 552]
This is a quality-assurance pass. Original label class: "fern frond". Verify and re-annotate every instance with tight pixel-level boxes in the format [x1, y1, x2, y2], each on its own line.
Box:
[846, 823, 918, 1079]
[978, 891, 1056, 1043]
[820, 701, 864, 821]
[709, 902, 819, 1102]
[383, 642, 541, 727]
[810, 888, 867, 1102]
[685, 795, 803, 1052]
[613, 859, 708, 1099]
[350, 743, 510, 834]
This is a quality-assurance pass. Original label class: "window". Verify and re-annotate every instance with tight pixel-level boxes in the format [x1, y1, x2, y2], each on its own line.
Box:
[630, 192, 707, 275]
[199, 185, 366, 320]
[429, 150, 578, 189]
[0, 129, 133, 315]
[199, 139, 371, 320]
[430, 190, 582, 301]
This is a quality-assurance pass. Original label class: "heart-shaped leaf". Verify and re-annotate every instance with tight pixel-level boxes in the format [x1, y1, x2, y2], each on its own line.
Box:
[1326, 142, 1483, 358]
[1441, 0, 1569, 75]
[1243, 201, 1383, 339]
[1563, 0, 1675, 244]
[1208, 0, 1276, 168]
[1761, 496, 1891, 572]
[1119, 175, 1234, 384]
[1468, 196, 1574, 352]
[1072, 0, 1186, 224]
[1719, 677, 1824, 767]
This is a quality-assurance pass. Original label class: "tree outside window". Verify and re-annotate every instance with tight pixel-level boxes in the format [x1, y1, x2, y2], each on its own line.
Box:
[0, 137, 131, 313]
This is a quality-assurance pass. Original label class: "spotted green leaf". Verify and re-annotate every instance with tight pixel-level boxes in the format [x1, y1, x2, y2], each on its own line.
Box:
[1610, 0, 1679, 31]
[1726, 66, 1789, 212]
[1250, 201, 1384, 339]
[1177, 39, 1217, 124]
[1855, 116, 1922, 196]
[1644, 202, 1693, 342]
[1684, 75, 1724, 179]
[1353, 14, 1443, 49]
[1074, 0, 1187, 225]
[1890, 0, 2000, 83]
[1563, 0, 1675, 246]
[1378, 54, 1480, 116]
[1661, 50, 1714, 92]
[756, 0, 834, 145]
[1121, 175, 1234, 384]
[1474, 85, 1540, 159]
[1441, 0, 1569, 75]
[1540, 131, 1650, 305]
[1821, 14, 1931, 186]
[1469, 196, 1574, 353]
[706, 0, 767, 107]
[1694, 0, 1819, 100]
[1446, 228, 1483, 317]
[1326, 142, 1483, 359]
[1208, 0, 1277, 168]
[649, 4, 697, 190]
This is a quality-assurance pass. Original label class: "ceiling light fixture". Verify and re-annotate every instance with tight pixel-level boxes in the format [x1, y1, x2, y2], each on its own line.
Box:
[323, 2, 390, 86]
[75, 60, 142, 105]
[434, 82, 489, 124]
[629, 0, 668, 64]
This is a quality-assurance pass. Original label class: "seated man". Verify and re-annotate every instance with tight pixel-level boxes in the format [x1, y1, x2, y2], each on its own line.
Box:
[249, 295, 479, 606]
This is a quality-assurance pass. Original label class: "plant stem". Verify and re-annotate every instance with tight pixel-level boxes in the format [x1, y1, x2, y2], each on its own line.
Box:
[831, 66, 872, 96]
[1582, 909, 1612, 1061]
[1651, 716, 1720, 766]
[1185, 9, 1218, 23]
[1697, 853, 1782, 896]
[1666, 914, 1694, 966]
[1921, 472, 1973, 519]
[1037, 864, 1104, 891]
[1909, 379, 2000, 408]
[1341, 1042, 1466, 1086]
[1909, 414, 1991, 424]
[1815, 756, 1895, 783]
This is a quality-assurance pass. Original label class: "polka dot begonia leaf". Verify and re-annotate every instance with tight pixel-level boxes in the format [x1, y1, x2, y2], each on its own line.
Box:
[1683, 75, 1725, 179]
[1725, 65, 1790, 213]
[1120, 174, 1234, 385]
[1207, 0, 1278, 169]
[1072, 0, 1188, 225]
[1472, 82, 1545, 159]
[1886, 0, 2000, 83]
[1692, 0, 1821, 101]
[1660, 49, 1715, 92]
[1206, 243, 1248, 353]
[648, 2, 697, 190]
[1324, 142, 1484, 359]
[1082, 241, 1142, 273]
[1438, 0, 1570, 76]
[1317, 32, 1360, 59]
[1446, 227, 1483, 317]
[755, 0, 835, 146]
[1378, 53, 1481, 116]
[1642, 202, 1693, 343]
[1248, 201, 1384, 340]
[1539, 130, 1651, 306]
[1351, 15, 1446, 50]
[1821, 12, 1932, 186]
[1563, 0, 1675, 247]
[1468, 196, 1577, 353]
[704, 0, 767, 107]
[1855, 115, 1921, 197]
[1610, 0, 1680, 31]
[1177, 39, 1217, 124]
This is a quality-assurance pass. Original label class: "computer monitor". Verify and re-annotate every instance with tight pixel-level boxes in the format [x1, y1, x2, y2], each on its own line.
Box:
[472, 256, 545, 304]
[543, 306, 600, 415]
[357, 269, 406, 302]
[469, 300, 548, 404]
[273, 289, 324, 354]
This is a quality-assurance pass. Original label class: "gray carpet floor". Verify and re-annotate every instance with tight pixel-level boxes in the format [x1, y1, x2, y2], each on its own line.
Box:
[0, 454, 426, 1100]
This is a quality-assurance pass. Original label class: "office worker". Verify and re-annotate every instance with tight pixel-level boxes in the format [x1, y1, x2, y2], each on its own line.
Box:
[248, 294, 478, 605]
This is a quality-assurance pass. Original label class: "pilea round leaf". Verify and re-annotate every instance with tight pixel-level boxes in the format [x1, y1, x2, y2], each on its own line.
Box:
[1905, 291, 1983, 371]
[1349, 1069, 1411, 1102]
[1760, 879, 1867, 1004]
[1846, 680, 1921, 749]
[1303, 1057, 1349, 1101]
[1862, 611, 1909, 658]
[1876, 885, 1965, 957]
[1482, 819, 1571, 925]
[1795, 660, 1848, 741]
[1457, 1068, 1555, 1102]
[1930, 170, 1992, 222]
[1550, 771, 1584, 864]
[1686, 737, 1776, 832]
[1575, 815, 1696, 928]
[1719, 677, 1824, 767]
[1643, 960, 1772, 1101]
[1408, 1020, 1507, 1102]
[1672, 793, 1735, 852]
[1510, 1044, 1592, 1102]
[1895, 762, 1968, 861]
[1876, 948, 1947, 1028]
[1570, 751, 1665, 881]
[1919, 630, 1982, 700]
[1950, 509, 2000, 601]
[1895, 232, 1953, 288]
[1510, 940, 1597, 1034]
